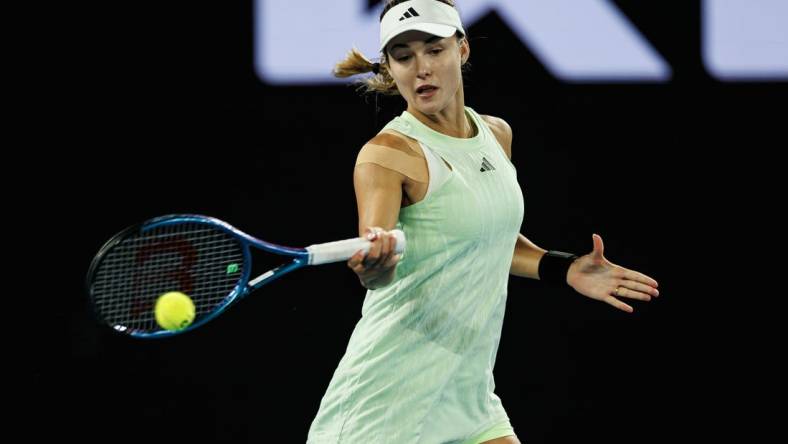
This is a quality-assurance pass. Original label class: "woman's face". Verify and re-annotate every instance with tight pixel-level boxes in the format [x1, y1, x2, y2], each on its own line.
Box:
[385, 30, 469, 115]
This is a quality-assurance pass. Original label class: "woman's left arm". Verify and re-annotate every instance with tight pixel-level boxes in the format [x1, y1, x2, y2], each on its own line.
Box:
[510, 234, 547, 280]
[485, 114, 660, 311]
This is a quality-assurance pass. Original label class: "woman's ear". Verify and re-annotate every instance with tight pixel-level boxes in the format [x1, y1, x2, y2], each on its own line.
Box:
[460, 38, 470, 65]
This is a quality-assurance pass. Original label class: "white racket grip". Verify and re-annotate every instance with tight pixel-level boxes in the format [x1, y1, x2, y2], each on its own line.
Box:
[306, 229, 406, 265]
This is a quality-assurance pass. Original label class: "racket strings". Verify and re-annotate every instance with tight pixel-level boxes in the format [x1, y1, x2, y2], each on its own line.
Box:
[91, 223, 245, 332]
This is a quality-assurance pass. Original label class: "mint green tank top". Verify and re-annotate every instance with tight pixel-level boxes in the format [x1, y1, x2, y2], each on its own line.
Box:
[308, 106, 525, 443]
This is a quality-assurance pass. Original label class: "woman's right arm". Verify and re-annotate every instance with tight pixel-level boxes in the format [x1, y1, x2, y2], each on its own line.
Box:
[347, 162, 404, 289]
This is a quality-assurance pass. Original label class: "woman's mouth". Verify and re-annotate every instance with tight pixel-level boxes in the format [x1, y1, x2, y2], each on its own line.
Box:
[416, 85, 438, 98]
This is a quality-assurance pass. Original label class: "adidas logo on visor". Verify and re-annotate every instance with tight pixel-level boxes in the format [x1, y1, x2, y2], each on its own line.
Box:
[399, 7, 420, 21]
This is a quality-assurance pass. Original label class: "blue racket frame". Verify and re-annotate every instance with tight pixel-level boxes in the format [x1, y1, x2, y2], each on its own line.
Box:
[90, 214, 313, 339]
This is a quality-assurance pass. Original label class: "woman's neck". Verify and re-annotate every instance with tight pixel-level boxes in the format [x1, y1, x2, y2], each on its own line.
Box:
[407, 89, 475, 138]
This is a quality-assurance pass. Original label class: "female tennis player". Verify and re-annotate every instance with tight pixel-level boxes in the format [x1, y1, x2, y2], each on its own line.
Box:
[307, 1, 660, 443]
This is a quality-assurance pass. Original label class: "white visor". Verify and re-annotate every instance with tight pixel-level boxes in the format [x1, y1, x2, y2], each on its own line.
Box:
[379, 0, 466, 53]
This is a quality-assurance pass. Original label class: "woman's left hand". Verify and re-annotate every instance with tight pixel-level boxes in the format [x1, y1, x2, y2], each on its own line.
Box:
[566, 234, 659, 313]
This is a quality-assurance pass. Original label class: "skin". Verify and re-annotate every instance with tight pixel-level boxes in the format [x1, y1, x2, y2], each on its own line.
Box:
[346, 26, 658, 444]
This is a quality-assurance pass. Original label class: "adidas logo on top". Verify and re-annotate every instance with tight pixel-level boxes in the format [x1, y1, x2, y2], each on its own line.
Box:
[399, 7, 420, 21]
[480, 157, 496, 172]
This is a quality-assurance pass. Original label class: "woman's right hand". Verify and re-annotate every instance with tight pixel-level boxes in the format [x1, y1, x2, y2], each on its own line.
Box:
[347, 226, 401, 289]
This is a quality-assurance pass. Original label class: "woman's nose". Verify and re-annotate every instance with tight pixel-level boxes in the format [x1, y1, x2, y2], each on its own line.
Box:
[416, 58, 432, 77]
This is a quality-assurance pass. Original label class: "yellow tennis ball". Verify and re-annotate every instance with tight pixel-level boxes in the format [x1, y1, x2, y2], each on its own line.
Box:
[154, 291, 196, 331]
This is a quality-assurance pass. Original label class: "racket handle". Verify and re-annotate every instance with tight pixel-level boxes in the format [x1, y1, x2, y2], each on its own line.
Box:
[306, 229, 406, 265]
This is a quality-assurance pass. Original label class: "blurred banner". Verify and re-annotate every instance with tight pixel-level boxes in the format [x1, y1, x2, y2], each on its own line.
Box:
[255, 0, 787, 84]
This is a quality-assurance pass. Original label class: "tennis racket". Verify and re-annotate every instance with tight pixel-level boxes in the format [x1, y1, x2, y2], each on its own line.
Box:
[86, 214, 405, 338]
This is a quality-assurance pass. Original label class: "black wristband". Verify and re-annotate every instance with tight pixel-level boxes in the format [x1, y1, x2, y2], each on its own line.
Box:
[538, 250, 579, 285]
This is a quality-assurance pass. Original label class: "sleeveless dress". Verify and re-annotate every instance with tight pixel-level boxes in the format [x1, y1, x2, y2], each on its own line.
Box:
[308, 106, 525, 443]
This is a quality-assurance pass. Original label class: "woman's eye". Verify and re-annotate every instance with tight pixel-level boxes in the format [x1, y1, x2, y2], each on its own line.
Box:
[395, 49, 440, 61]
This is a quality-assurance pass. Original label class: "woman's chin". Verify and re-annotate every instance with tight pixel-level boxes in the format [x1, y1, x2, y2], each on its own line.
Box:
[412, 100, 444, 115]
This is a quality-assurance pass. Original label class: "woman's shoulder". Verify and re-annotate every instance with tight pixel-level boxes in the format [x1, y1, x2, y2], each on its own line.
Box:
[354, 129, 428, 184]
[479, 114, 512, 160]
[478, 114, 511, 133]
[361, 129, 424, 157]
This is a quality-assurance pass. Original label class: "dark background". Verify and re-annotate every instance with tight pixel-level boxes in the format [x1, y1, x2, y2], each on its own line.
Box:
[34, 1, 784, 442]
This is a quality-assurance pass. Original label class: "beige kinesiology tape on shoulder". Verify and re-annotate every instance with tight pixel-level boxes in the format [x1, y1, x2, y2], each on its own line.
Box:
[354, 131, 428, 183]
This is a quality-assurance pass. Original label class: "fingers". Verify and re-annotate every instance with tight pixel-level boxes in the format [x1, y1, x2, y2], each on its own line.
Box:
[619, 267, 659, 289]
[592, 233, 604, 258]
[347, 227, 399, 273]
[385, 253, 402, 268]
[612, 288, 651, 303]
[364, 228, 394, 268]
[614, 281, 659, 300]
[605, 296, 634, 313]
[347, 249, 367, 273]
[598, 264, 659, 314]
[608, 281, 658, 313]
